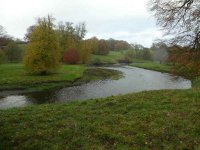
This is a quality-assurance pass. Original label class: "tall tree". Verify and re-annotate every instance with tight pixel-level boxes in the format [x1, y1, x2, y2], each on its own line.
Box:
[149, 0, 200, 50]
[80, 40, 92, 64]
[24, 15, 61, 75]
[75, 22, 87, 41]
[89, 37, 99, 54]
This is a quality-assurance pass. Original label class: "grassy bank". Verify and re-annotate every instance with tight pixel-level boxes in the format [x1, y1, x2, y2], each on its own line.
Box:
[0, 89, 199, 149]
[0, 64, 85, 91]
[130, 62, 171, 73]
[0, 64, 122, 92]
[192, 77, 200, 88]
[89, 51, 126, 65]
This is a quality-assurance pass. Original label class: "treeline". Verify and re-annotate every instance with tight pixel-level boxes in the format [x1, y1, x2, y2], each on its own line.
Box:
[149, 41, 200, 79]
[0, 41, 25, 63]
[0, 18, 131, 66]
[129, 41, 200, 79]
[88, 37, 130, 55]
[0, 25, 26, 63]
[120, 42, 172, 65]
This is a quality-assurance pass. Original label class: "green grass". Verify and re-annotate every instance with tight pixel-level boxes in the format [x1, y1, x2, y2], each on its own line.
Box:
[130, 62, 172, 73]
[90, 51, 126, 65]
[0, 89, 199, 149]
[132, 58, 153, 63]
[0, 64, 85, 91]
[192, 77, 200, 88]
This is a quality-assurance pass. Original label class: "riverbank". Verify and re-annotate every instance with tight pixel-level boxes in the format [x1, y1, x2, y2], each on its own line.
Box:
[130, 62, 171, 73]
[89, 51, 125, 65]
[0, 89, 199, 149]
[0, 63, 123, 94]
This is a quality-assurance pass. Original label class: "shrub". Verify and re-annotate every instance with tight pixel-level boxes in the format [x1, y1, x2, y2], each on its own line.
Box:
[63, 48, 80, 64]
[89, 58, 103, 66]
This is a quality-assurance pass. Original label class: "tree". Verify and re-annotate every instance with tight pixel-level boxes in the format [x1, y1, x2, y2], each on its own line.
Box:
[5, 41, 23, 62]
[151, 42, 169, 63]
[57, 22, 76, 53]
[168, 46, 200, 78]
[143, 49, 152, 60]
[24, 25, 36, 41]
[75, 22, 87, 41]
[114, 41, 130, 51]
[124, 50, 135, 63]
[97, 40, 109, 55]
[0, 49, 6, 64]
[89, 37, 99, 54]
[24, 15, 61, 75]
[0, 25, 13, 47]
[149, 0, 200, 50]
[57, 21, 87, 61]
[80, 40, 92, 64]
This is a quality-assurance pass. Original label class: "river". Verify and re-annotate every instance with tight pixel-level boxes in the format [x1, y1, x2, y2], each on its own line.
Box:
[0, 66, 191, 109]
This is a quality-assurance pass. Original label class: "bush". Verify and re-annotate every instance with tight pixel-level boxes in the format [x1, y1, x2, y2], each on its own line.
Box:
[89, 58, 103, 66]
[63, 48, 80, 64]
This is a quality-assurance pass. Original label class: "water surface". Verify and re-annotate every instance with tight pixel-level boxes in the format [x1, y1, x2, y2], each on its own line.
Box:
[0, 66, 191, 109]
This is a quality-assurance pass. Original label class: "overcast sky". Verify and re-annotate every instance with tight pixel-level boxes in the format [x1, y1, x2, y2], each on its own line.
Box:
[0, 0, 163, 47]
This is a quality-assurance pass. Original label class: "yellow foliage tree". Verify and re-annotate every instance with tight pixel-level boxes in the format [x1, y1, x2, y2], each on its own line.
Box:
[24, 16, 61, 75]
[80, 40, 92, 64]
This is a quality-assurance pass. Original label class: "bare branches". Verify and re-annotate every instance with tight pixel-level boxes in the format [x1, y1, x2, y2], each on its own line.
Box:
[149, 0, 200, 50]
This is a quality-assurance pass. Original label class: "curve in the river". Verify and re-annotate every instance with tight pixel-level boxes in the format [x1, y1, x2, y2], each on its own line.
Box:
[0, 66, 191, 109]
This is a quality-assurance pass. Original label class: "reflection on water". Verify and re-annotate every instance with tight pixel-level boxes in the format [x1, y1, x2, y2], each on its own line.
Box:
[0, 96, 32, 109]
[0, 66, 191, 109]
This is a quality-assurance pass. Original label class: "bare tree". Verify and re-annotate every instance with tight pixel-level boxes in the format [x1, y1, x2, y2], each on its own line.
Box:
[149, 0, 200, 50]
